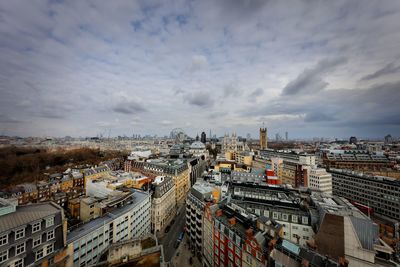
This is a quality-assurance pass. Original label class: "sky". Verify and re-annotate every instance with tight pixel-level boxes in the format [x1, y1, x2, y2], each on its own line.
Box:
[0, 0, 400, 139]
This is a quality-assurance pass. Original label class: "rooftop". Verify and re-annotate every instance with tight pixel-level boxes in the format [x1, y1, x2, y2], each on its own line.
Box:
[67, 190, 149, 243]
[0, 202, 62, 233]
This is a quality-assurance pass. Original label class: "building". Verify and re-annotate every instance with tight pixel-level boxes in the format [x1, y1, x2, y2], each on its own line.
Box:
[0, 199, 66, 267]
[79, 191, 134, 222]
[83, 165, 111, 191]
[189, 157, 208, 186]
[186, 182, 219, 260]
[189, 141, 209, 159]
[66, 190, 151, 267]
[309, 168, 333, 195]
[281, 160, 309, 188]
[151, 176, 176, 235]
[309, 193, 393, 266]
[92, 235, 165, 267]
[201, 132, 207, 144]
[131, 159, 190, 205]
[330, 168, 400, 221]
[322, 152, 393, 172]
[229, 172, 315, 246]
[260, 127, 267, 150]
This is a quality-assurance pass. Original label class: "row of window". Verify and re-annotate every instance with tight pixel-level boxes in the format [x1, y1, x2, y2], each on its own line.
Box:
[0, 217, 54, 247]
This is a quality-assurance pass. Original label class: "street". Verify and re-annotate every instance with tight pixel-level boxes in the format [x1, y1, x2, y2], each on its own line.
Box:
[160, 204, 187, 262]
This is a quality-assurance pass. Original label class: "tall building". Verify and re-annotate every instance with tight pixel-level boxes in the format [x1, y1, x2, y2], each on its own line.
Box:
[0, 199, 67, 267]
[285, 131, 288, 141]
[151, 176, 176, 235]
[259, 127, 267, 149]
[186, 182, 219, 260]
[201, 131, 207, 143]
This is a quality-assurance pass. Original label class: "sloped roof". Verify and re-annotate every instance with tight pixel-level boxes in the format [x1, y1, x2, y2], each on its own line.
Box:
[0, 202, 61, 233]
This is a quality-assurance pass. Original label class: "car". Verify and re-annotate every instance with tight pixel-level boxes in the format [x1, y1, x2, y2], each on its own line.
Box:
[178, 232, 184, 242]
[174, 240, 180, 249]
[164, 225, 171, 233]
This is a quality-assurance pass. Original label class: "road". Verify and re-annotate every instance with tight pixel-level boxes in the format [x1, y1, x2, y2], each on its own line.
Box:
[160, 204, 186, 262]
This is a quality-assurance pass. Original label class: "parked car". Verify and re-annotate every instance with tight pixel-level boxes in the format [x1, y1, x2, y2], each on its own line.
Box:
[178, 232, 184, 242]
[164, 225, 171, 233]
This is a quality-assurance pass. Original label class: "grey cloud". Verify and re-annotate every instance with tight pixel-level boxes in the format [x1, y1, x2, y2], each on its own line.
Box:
[282, 57, 347, 95]
[245, 80, 400, 129]
[249, 88, 263, 98]
[0, 115, 22, 123]
[360, 62, 400, 81]
[112, 100, 147, 114]
[304, 112, 336, 122]
[184, 91, 214, 107]
[223, 83, 241, 97]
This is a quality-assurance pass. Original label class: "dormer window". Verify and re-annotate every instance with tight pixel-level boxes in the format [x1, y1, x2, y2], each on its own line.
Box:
[32, 222, 41, 233]
[15, 228, 25, 240]
[46, 217, 54, 228]
[0, 234, 8, 246]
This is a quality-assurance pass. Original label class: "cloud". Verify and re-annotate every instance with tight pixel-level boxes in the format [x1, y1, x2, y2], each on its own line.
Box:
[281, 57, 347, 95]
[111, 92, 147, 115]
[160, 120, 173, 126]
[360, 62, 400, 81]
[183, 91, 214, 107]
[0, 1, 399, 137]
[189, 55, 208, 72]
[223, 82, 241, 97]
[248, 88, 264, 98]
[0, 115, 22, 123]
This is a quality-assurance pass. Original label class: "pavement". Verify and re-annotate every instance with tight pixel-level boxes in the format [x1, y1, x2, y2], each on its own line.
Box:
[171, 235, 202, 267]
[160, 204, 187, 262]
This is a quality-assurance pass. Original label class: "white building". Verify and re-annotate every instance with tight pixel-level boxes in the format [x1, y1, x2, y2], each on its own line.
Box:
[66, 190, 151, 267]
[189, 141, 209, 159]
[151, 176, 176, 235]
[309, 168, 333, 195]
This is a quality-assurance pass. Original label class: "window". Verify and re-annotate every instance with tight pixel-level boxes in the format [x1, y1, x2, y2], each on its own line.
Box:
[282, 213, 288, 221]
[33, 235, 42, 248]
[256, 251, 262, 260]
[46, 217, 54, 228]
[246, 244, 251, 253]
[228, 242, 233, 250]
[235, 246, 241, 256]
[228, 251, 233, 260]
[292, 215, 298, 223]
[46, 244, 54, 255]
[16, 243, 25, 255]
[235, 257, 241, 266]
[0, 234, 7, 246]
[0, 250, 8, 263]
[14, 258, 24, 267]
[32, 222, 41, 233]
[15, 228, 25, 240]
[302, 216, 308, 225]
[220, 243, 224, 252]
[47, 230, 55, 240]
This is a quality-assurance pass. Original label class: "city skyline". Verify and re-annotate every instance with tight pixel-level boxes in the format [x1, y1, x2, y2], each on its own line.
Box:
[1, 1, 400, 138]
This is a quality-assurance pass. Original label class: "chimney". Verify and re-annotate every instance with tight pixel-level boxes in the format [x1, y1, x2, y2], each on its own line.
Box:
[228, 217, 236, 225]
[246, 227, 253, 238]
[216, 210, 222, 217]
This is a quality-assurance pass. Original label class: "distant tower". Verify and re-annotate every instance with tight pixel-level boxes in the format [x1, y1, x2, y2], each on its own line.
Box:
[196, 134, 199, 141]
[260, 127, 267, 150]
[201, 132, 206, 143]
[349, 136, 357, 144]
[285, 131, 288, 141]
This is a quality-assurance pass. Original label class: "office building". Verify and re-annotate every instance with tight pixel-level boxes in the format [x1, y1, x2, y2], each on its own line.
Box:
[309, 168, 333, 195]
[151, 176, 176, 235]
[330, 169, 400, 221]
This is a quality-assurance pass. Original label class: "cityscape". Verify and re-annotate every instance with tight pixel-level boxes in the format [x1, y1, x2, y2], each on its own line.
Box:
[1, 1, 400, 267]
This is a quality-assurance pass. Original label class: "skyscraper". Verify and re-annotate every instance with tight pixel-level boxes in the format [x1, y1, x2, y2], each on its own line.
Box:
[260, 127, 267, 149]
[201, 131, 206, 143]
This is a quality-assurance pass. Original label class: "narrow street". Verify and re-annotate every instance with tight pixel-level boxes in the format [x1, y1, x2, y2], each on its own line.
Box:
[160, 204, 187, 262]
